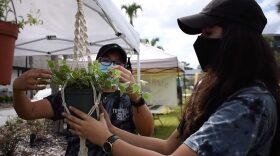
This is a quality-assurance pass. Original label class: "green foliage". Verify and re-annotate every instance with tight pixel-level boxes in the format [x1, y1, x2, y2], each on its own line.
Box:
[0, 95, 13, 103]
[153, 106, 181, 139]
[263, 36, 274, 43]
[143, 92, 151, 101]
[48, 60, 150, 100]
[263, 36, 280, 64]
[0, 118, 54, 155]
[48, 60, 120, 91]
[0, 117, 27, 155]
[0, 0, 43, 29]
[275, 53, 280, 64]
[140, 37, 164, 50]
[3, 95, 9, 102]
[181, 61, 193, 70]
[121, 2, 142, 26]
[27, 119, 50, 136]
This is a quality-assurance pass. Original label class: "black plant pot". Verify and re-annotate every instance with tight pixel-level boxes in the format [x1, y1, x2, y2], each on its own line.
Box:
[64, 88, 98, 119]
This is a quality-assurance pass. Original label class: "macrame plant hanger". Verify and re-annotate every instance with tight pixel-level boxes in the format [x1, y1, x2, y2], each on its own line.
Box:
[61, 0, 101, 155]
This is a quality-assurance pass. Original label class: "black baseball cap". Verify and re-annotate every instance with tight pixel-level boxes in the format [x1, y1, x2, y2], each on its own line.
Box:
[96, 43, 127, 64]
[177, 0, 267, 35]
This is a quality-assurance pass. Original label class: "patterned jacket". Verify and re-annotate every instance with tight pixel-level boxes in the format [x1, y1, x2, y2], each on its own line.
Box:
[178, 81, 277, 156]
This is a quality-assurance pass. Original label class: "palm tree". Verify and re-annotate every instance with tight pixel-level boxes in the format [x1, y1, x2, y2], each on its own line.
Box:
[141, 37, 159, 46]
[141, 37, 164, 50]
[121, 2, 142, 26]
[157, 46, 164, 50]
[181, 61, 193, 70]
[140, 38, 149, 44]
[150, 37, 159, 46]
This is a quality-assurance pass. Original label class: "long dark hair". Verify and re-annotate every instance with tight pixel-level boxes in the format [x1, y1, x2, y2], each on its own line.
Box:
[180, 23, 280, 155]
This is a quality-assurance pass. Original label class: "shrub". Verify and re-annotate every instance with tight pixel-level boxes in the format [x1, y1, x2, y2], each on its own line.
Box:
[0, 117, 27, 155]
[0, 117, 55, 155]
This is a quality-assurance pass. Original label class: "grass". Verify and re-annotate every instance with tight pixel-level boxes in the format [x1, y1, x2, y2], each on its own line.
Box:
[152, 106, 183, 139]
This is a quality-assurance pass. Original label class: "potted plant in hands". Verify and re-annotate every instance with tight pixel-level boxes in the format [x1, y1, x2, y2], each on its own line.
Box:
[0, 0, 42, 85]
[47, 60, 119, 118]
[48, 58, 150, 156]
[47, 60, 150, 119]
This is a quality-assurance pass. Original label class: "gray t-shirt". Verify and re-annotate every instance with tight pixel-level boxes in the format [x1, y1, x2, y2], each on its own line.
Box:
[182, 82, 277, 156]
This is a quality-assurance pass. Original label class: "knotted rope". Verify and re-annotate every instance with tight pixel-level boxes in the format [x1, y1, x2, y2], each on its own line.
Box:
[61, 0, 101, 155]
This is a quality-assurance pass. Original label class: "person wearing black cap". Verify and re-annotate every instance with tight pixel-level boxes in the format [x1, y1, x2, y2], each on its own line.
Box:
[63, 0, 280, 155]
[95, 43, 154, 137]
[12, 43, 154, 156]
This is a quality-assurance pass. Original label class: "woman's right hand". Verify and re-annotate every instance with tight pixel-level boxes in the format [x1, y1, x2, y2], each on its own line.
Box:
[63, 107, 112, 146]
[13, 69, 52, 91]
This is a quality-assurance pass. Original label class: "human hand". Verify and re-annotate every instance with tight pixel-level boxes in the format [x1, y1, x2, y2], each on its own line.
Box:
[63, 106, 112, 146]
[13, 69, 52, 91]
[111, 65, 141, 102]
[112, 65, 135, 84]
[100, 105, 114, 131]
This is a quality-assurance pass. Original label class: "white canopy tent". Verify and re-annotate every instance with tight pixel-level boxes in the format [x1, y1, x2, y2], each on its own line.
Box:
[4, 0, 142, 92]
[130, 44, 185, 107]
[13, 0, 140, 56]
[131, 44, 184, 74]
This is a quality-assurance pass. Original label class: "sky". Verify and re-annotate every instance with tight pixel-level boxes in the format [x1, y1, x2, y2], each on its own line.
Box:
[112, 0, 280, 68]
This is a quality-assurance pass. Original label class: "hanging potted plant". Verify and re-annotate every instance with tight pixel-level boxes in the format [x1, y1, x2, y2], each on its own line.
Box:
[0, 0, 42, 85]
[48, 56, 149, 156]
[47, 0, 149, 120]
[47, 0, 149, 155]
[47, 59, 148, 118]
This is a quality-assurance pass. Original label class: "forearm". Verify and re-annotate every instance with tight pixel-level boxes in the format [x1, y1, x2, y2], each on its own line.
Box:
[133, 105, 154, 136]
[111, 126, 170, 154]
[13, 90, 53, 120]
[13, 90, 35, 119]
[112, 139, 164, 156]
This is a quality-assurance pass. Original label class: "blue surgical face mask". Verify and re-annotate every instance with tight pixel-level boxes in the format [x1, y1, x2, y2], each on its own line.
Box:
[99, 63, 115, 73]
[99, 63, 118, 88]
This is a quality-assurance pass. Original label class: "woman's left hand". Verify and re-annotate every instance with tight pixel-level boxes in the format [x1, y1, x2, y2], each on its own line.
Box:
[63, 107, 112, 146]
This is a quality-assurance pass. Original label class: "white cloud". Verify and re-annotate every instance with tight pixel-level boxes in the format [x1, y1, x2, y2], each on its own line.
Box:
[258, 0, 279, 11]
[113, 0, 280, 68]
[263, 10, 280, 33]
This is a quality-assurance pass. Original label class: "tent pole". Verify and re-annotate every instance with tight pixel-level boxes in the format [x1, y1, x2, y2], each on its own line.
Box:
[177, 60, 183, 116]
[137, 53, 141, 86]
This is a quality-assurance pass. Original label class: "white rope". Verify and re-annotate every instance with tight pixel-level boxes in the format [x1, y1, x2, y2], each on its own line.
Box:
[73, 0, 91, 70]
[73, 1, 89, 153]
[61, 80, 101, 156]
[61, 0, 100, 155]
[61, 80, 70, 114]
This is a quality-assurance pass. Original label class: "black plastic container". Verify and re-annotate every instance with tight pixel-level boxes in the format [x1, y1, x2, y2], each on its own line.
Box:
[64, 88, 98, 119]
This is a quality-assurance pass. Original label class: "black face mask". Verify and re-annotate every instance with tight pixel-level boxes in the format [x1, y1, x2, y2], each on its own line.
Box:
[193, 36, 222, 71]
